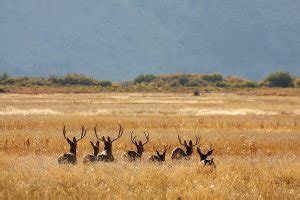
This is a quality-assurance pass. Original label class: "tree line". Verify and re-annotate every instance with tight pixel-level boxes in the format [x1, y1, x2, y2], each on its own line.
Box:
[0, 71, 299, 91]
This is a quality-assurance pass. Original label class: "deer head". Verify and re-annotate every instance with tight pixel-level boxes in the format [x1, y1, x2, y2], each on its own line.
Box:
[154, 145, 170, 162]
[94, 123, 123, 154]
[197, 146, 214, 161]
[90, 141, 100, 156]
[130, 131, 150, 155]
[178, 135, 200, 156]
[62, 125, 86, 155]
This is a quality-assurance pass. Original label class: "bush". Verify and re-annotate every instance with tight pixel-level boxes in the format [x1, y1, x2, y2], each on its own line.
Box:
[133, 74, 156, 84]
[295, 79, 300, 88]
[178, 75, 189, 86]
[99, 80, 112, 87]
[215, 81, 228, 88]
[48, 74, 97, 86]
[202, 73, 223, 82]
[169, 80, 180, 87]
[263, 71, 294, 87]
[0, 87, 9, 93]
[186, 78, 207, 87]
[241, 81, 258, 88]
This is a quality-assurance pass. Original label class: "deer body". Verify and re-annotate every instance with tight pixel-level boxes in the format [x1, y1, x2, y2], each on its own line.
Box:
[171, 135, 200, 160]
[58, 126, 86, 165]
[58, 153, 77, 164]
[98, 150, 114, 162]
[124, 132, 149, 161]
[94, 124, 123, 162]
[197, 147, 216, 168]
[148, 145, 169, 162]
[171, 147, 187, 159]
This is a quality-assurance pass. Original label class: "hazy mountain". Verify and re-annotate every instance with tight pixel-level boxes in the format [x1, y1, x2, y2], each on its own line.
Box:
[0, 0, 299, 81]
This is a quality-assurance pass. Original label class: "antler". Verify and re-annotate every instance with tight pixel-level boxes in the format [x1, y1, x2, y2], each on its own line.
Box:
[76, 125, 87, 142]
[62, 125, 68, 141]
[178, 135, 185, 146]
[94, 124, 105, 142]
[111, 123, 123, 142]
[192, 135, 201, 146]
[130, 131, 137, 145]
[163, 144, 171, 154]
[142, 132, 150, 146]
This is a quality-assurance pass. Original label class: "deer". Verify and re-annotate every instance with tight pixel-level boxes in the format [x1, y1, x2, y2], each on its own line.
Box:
[58, 125, 86, 165]
[196, 146, 216, 168]
[171, 135, 200, 160]
[123, 131, 150, 161]
[148, 145, 170, 162]
[83, 140, 100, 164]
[94, 124, 123, 162]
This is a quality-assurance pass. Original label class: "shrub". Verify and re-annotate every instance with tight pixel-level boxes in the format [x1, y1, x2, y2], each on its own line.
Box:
[215, 81, 228, 88]
[48, 74, 97, 86]
[99, 80, 112, 87]
[295, 78, 300, 88]
[177, 75, 189, 86]
[169, 80, 180, 87]
[242, 81, 258, 88]
[263, 71, 294, 87]
[202, 73, 223, 82]
[0, 87, 9, 93]
[120, 81, 133, 87]
[241, 81, 258, 88]
[187, 78, 207, 87]
[133, 74, 156, 84]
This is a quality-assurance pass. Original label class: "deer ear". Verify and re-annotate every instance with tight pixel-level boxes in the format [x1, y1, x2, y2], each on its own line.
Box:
[189, 140, 193, 146]
[96, 141, 100, 146]
[184, 140, 187, 146]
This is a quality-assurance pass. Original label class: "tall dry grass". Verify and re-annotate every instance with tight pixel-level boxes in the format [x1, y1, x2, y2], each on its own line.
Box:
[0, 92, 299, 199]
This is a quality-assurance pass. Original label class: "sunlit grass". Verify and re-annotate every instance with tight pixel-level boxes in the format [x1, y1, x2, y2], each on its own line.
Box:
[0, 92, 299, 199]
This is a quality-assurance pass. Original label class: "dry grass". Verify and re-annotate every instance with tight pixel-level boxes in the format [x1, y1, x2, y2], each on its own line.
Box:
[0, 92, 299, 199]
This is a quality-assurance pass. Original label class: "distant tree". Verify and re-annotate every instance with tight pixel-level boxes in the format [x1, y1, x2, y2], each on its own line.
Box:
[263, 71, 294, 87]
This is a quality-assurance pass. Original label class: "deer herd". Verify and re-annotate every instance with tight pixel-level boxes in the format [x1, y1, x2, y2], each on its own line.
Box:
[58, 124, 216, 168]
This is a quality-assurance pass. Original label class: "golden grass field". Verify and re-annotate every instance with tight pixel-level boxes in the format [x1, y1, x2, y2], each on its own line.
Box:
[0, 91, 299, 199]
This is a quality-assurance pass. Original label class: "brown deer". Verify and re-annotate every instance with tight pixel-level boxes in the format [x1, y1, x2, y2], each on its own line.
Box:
[148, 145, 170, 162]
[123, 131, 149, 161]
[171, 135, 200, 160]
[58, 126, 86, 165]
[94, 124, 123, 162]
[83, 140, 100, 163]
[196, 146, 216, 168]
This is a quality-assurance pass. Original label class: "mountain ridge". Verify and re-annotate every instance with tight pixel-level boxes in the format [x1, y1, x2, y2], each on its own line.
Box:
[0, 0, 299, 81]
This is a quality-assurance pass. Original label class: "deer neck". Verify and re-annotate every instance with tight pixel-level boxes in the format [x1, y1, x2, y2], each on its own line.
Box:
[94, 149, 99, 156]
[104, 143, 112, 156]
[186, 146, 193, 156]
[70, 143, 77, 155]
[137, 147, 143, 157]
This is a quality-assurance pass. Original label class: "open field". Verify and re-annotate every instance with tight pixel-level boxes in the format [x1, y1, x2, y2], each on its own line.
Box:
[0, 92, 299, 199]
